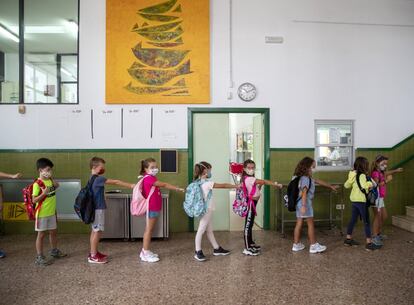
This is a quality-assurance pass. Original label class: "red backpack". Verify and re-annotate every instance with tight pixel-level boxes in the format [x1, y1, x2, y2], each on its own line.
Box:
[22, 179, 46, 220]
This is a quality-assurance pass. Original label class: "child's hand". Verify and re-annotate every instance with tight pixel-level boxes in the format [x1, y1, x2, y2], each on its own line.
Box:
[53, 181, 60, 188]
[330, 185, 339, 192]
[395, 168, 403, 173]
[300, 205, 306, 215]
[42, 187, 50, 196]
[274, 182, 283, 189]
[12, 173, 22, 179]
[176, 187, 185, 193]
[386, 175, 393, 182]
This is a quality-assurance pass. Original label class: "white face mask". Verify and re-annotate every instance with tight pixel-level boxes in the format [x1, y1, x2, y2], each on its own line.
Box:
[380, 165, 387, 171]
[150, 168, 159, 176]
[41, 170, 52, 179]
[311, 168, 316, 174]
[244, 168, 255, 176]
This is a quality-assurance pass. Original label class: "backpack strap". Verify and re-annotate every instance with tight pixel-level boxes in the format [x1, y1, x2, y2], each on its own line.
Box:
[355, 173, 368, 199]
[34, 179, 47, 216]
[243, 177, 257, 215]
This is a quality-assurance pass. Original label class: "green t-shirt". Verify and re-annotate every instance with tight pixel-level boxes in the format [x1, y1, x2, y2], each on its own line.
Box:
[32, 179, 57, 218]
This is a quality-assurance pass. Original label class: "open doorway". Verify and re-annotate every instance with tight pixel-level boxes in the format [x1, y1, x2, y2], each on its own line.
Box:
[188, 108, 270, 232]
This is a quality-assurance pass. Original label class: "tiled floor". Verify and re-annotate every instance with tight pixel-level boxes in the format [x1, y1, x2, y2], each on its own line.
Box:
[0, 228, 413, 305]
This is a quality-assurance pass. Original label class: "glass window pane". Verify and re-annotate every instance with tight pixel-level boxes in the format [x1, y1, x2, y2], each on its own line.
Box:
[24, 0, 78, 104]
[0, 0, 20, 103]
[316, 146, 352, 168]
[61, 83, 77, 104]
[316, 124, 352, 145]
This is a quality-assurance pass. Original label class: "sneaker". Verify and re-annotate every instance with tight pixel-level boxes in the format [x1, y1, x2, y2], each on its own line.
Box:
[50, 248, 67, 258]
[140, 250, 160, 263]
[378, 234, 388, 240]
[372, 236, 384, 246]
[88, 254, 108, 264]
[194, 250, 207, 262]
[242, 248, 260, 256]
[365, 243, 381, 251]
[0, 250, 5, 258]
[292, 243, 305, 252]
[251, 244, 261, 251]
[309, 243, 327, 254]
[213, 246, 230, 256]
[96, 251, 108, 259]
[344, 239, 360, 247]
[35, 255, 53, 266]
[146, 250, 159, 258]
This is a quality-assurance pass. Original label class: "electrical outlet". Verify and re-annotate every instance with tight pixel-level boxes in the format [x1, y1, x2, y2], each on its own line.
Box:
[336, 204, 345, 210]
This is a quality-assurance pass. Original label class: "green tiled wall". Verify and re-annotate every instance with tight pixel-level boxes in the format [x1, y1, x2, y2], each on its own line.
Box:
[0, 151, 188, 233]
[0, 134, 412, 234]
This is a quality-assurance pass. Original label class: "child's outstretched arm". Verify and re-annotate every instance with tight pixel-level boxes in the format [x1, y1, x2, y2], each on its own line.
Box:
[0, 171, 22, 179]
[315, 179, 339, 192]
[106, 179, 135, 189]
[385, 168, 403, 176]
[154, 181, 185, 192]
[255, 179, 283, 189]
[213, 183, 237, 189]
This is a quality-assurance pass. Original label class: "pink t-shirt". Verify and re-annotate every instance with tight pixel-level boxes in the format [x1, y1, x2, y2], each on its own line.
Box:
[372, 170, 386, 198]
[142, 175, 162, 212]
[244, 177, 261, 199]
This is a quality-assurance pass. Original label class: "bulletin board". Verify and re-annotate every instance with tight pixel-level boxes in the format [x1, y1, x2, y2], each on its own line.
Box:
[160, 149, 178, 173]
[106, 0, 210, 104]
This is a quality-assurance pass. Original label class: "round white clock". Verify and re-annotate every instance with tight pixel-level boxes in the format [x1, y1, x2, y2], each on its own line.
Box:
[237, 83, 257, 102]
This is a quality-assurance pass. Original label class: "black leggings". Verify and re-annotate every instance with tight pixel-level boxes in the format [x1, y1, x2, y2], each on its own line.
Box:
[244, 200, 258, 249]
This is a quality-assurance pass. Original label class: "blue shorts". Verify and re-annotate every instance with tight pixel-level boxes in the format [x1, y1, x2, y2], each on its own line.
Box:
[296, 200, 314, 218]
[148, 211, 160, 218]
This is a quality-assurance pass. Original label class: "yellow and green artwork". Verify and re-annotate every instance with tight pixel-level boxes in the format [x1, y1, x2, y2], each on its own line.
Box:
[106, 0, 210, 104]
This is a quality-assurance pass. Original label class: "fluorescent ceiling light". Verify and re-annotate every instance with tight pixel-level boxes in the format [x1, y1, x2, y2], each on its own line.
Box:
[0, 23, 19, 43]
[10, 25, 66, 34]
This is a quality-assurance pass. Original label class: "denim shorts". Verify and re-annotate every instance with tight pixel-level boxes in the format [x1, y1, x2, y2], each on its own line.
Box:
[148, 211, 160, 218]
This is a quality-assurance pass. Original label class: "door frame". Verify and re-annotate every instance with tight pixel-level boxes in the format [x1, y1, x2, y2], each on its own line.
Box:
[188, 107, 271, 231]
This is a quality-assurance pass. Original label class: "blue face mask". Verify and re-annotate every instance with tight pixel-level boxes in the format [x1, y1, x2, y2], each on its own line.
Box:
[207, 172, 212, 179]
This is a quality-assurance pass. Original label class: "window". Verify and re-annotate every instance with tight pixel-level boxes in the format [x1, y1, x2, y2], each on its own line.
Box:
[0, 0, 79, 104]
[315, 120, 354, 170]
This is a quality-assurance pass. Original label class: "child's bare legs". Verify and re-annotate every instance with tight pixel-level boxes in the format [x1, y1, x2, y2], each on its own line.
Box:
[372, 209, 380, 236]
[90, 230, 101, 255]
[36, 231, 46, 255]
[306, 218, 316, 244]
[49, 229, 57, 249]
[143, 218, 158, 251]
[293, 218, 304, 244]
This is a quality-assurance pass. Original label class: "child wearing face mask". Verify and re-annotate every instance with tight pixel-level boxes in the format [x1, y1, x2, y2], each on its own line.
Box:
[88, 157, 136, 264]
[241, 159, 283, 256]
[139, 158, 185, 263]
[31, 158, 66, 266]
[370, 155, 403, 245]
[292, 157, 338, 254]
[193, 161, 236, 262]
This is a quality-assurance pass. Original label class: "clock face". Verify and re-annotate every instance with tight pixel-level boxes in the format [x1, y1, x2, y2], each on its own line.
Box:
[238, 83, 257, 102]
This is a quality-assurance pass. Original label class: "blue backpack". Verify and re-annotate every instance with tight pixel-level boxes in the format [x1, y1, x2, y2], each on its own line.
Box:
[183, 180, 212, 217]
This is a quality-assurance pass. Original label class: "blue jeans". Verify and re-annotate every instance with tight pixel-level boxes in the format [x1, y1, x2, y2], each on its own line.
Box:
[347, 202, 371, 238]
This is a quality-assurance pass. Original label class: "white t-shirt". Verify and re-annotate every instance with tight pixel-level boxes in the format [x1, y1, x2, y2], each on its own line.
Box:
[244, 177, 261, 199]
[200, 180, 215, 211]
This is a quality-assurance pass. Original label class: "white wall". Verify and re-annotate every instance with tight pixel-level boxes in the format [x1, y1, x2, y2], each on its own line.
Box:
[0, 0, 413, 149]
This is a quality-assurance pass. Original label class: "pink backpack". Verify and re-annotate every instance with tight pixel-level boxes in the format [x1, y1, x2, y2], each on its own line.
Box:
[130, 175, 155, 216]
[232, 177, 257, 218]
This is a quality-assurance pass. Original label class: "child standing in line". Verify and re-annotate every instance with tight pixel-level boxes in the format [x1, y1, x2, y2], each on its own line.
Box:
[370, 155, 403, 245]
[292, 157, 338, 254]
[241, 159, 283, 256]
[0, 171, 22, 258]
[193, 161, 236, 262]
[32, 158, 66, 266]
[139, 158, 185, 263]
[344, 157, 381, 251]
[88, 157, 136, 264]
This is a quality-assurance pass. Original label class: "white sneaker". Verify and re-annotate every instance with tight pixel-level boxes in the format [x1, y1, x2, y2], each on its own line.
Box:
[140, 251, 160, 263]
[242, 248, 260, 256]
[147, 250, 159, 258]
[292, 243, 305, 252]
[309, 243, 327, 254]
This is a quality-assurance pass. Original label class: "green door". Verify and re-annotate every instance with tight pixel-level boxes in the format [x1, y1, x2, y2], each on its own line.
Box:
[193, 113, 230, 231]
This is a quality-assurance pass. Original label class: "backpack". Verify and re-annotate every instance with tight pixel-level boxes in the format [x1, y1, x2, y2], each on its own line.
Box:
[183, 180, 211, 218]
[130, 175, 155, 217]
[284, 176, 312, 212]
[22, 179, 46, 221]
[74, 175, 98, 224]
[356, 173, 378, 207]
[232, 177, 257, 218]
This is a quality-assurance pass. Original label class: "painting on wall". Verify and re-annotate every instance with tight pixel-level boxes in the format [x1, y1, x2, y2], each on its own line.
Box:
[106, 0, 210, 104]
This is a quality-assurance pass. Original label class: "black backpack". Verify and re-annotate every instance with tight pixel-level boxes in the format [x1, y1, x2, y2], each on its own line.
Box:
[74, 175, 98, 224]
[284, 176, 312, 212]
[355, 173, 378, 207]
